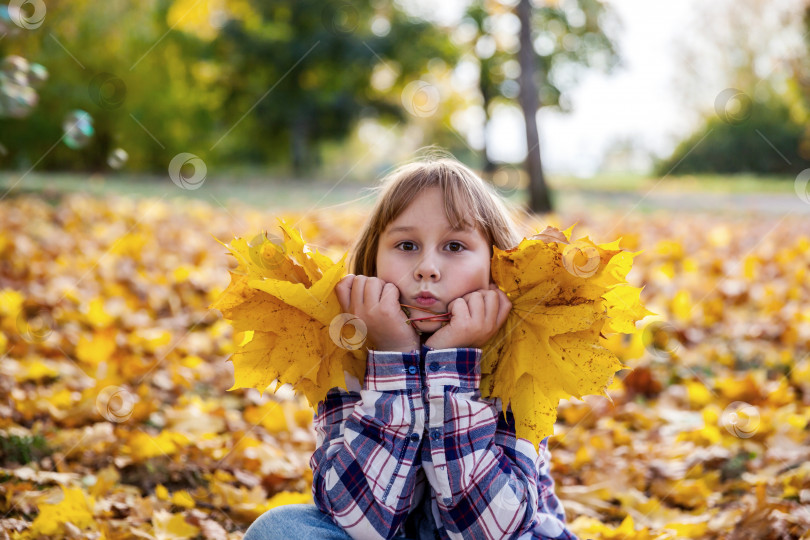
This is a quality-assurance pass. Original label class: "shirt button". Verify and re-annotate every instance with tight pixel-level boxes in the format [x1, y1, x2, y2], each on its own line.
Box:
[410, 433, 419, 442]
[429, 362, 439, 372]
[431, 430, 441, 441]
[407, 365, 417, 375]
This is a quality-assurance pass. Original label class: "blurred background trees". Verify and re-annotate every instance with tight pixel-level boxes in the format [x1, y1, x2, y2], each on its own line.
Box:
[1, 0, 809, 195]
[206, 0, 460, 174]
[0, 0, 619, 189]
[657, 0, 810, 176]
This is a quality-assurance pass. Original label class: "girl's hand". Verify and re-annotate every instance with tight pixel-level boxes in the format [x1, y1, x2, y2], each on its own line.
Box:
[335, 274, 420, 353]
[424, 283, 511, 350]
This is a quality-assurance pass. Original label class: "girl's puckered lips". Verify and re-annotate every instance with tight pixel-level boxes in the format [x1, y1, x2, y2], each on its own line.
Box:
[414, 291, 439, 306]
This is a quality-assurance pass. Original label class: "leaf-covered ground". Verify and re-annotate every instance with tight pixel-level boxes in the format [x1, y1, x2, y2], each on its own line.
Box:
[1, 193, 809, 539]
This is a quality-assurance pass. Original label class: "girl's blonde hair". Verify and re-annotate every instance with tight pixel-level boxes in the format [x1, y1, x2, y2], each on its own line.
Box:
[348, 155, 526, 277]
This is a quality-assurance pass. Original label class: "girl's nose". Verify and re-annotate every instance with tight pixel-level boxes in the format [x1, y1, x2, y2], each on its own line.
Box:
[414, 255, 440, 280]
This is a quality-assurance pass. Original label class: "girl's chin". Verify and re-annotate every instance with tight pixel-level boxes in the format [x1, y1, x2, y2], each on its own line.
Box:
[413, 319, 444, 334]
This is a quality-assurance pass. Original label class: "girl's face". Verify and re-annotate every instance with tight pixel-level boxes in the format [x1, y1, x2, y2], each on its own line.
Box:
[375, 187, 493, 335]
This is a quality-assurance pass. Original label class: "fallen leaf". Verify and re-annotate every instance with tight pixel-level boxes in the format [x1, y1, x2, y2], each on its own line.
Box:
[30, 486, 96, 537]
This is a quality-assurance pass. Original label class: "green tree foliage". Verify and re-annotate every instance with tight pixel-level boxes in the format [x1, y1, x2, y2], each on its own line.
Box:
[0, 0, 214, 172]
[654, 96, 810, 176]
[209, 0, 458, 172]
[530, 0, 619, 110]
[0, 0, 457, 173]
[660, 0, 810, 177]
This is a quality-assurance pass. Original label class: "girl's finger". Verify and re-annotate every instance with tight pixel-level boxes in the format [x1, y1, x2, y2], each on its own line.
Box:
[350, 274, 367, 312]
[465, 292, 485, 324]
[462, 288, 484, 304]
[483, 290, 499, 326]
[364, 277, 383, 307]
[449, 296, 471, 321]
[382, 282, 401, 311]
[495, 289, 512, 329]
[336, 275, 355, 312]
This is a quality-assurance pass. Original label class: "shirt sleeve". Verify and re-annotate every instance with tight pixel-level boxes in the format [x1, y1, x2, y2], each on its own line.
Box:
[420, 346, 578, 540]
[309, 348, 426, 540]
[532, 434, 578, 539]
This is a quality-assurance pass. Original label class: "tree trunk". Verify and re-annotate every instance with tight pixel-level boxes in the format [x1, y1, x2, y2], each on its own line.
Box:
[516, 0, 553, 214]
[479, 69, 496, 175]
[291, 116, 310, 175]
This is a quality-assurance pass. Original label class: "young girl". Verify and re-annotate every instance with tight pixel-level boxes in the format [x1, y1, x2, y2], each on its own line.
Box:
[244, 158, 578, 540]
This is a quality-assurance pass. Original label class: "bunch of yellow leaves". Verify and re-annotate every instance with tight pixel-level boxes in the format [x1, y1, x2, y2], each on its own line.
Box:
[209, 220, 366, 407]
[211, 220, 652, 448]
[482, 225, 653, 448]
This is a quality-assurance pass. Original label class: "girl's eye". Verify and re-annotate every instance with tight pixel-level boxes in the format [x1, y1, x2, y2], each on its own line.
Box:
[447, 242, 464, 252]
[398, 241, 416, 251]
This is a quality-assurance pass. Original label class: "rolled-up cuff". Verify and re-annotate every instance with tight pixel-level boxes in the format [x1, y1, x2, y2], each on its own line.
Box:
[423, 347, 481, 389]
[364, 349, 421, 391]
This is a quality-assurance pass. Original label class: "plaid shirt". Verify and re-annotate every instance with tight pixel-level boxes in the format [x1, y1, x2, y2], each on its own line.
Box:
[310, 344, 578, 540]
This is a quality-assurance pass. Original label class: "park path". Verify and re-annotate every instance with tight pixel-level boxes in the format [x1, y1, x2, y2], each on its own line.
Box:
[2, 173, 807, 216]
[556, 188, 809, 216]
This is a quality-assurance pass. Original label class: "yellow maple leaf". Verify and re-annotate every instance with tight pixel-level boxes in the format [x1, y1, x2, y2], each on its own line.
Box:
[125, 430, 191, 460]
[571, 514, 657, 539]
[171, 490, 196, 509]
[30, 486, 96, 536]
[152, 509, 200, 540]
[156, 484, 170, 500]
[263, 490, 313, 511]
[75, 328, 117, 365]
[209, 219, 366, 406]
[482, 226, 654, 448]
[0, 288, 24, 318]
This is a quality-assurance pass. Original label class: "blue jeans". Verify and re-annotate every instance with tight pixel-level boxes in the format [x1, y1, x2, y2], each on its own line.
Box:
[243, 504, 415, 540]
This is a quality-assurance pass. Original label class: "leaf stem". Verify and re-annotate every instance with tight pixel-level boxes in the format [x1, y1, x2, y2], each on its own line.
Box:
[400, 303, 451, 324]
